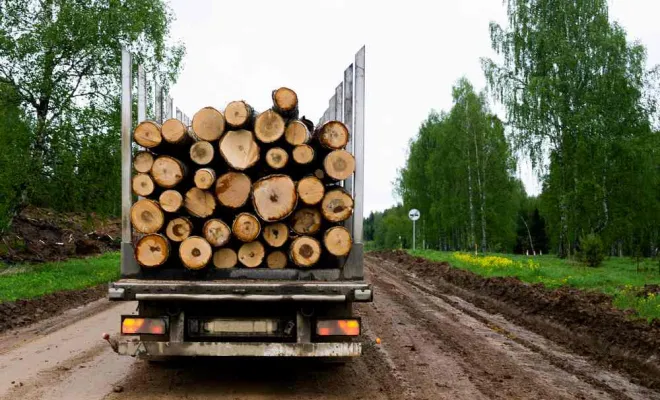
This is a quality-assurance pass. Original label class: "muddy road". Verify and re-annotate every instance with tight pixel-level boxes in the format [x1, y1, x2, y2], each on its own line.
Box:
[0, 255, 658, 399]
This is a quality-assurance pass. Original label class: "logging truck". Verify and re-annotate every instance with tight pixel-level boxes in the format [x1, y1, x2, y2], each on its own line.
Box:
[106, 47, 371, 359]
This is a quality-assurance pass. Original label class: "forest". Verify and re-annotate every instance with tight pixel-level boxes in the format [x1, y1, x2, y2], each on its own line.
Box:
[368, 0, 660, 258]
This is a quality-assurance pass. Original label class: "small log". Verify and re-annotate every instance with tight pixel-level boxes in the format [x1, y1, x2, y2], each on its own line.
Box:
[292, 144, 314, 165]
[232, 212, 261, 242]
[203, 219, 231, 247]
[315, 121, 349, 149]
[130, 199, 164, 234]
[272, 87, 299, 118]
[162, 118, 191, 144]
[284, 120, 310, 146]
[254, 110, 285, 143]
[314, 169, 325, 180]
[135, 234, 170, 268]
[215, 172, 251, 208]
[266, 250, 288, 269]
[323, 150, 355, 181]
[159, 190, 183, 213]
[133, 121, 162, 148]
[225, 100, 255, 129]
[238, 241, 265, 268]
[296, 176, 325, 206]
[165, 217, 193, 242]
[265, 147, 289, 170]
[321, 188, 354, 222]
[132, 173, 155, 197]
[262, 222, 289, 248]
[252, 175, 297, 222]
[151, 155, 186, 188]
[184, 187, 216, 218]
[134, 151, 154, 173]
[191, 106, 225, 141]
[190, 141, 215, 165]
[290, 236, 321, 268]
[324, 226, 352, 257]
[219, 129, 260, 170]
[213, 248, 238, 269]
[291, 208, 322, 235]
[194, 168, 216, 190]
[179, 236, 213, 270]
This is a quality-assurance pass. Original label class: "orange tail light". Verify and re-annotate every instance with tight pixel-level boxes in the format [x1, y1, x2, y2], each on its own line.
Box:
[316, 319, 361, 336]
[121, 317, 168, 335]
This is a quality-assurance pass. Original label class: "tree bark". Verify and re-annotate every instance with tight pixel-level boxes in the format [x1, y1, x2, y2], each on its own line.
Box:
[324, 226, 352, 256]
[179, 236, 213, 270]
[238, 241, 265, 268]
[135, 234, 170, 268]
[285, 120, 310, 145]
[132, 173, 155, 197]
[194, 168, 216, 190]
[184, 187, 216, 218]
[191, 106, 225, 141]
[232, 212, 261, 242]
[272, 87, 299, 118]
[225, 100, 255, 129]
[203, 218, 231, 247]
[166, 217, 193, 242]
[296, 176, 325, 206]
[159, 190, 183, 213]
[315, 121, 349, 149]
[213, 248, 238, 269]
[162, 118, 191, 144]
[291, 208, 322, 235]
[266, 250, 288, 269]
[323, 150, 355, 181]
[130, 199, 164, 234]
[133, 151, 154, 173]
[321, 189, 354, 222]
[265, 147, 289, 170]
[262, 222, 289, 248]
[219, 129, 260, 170]
[292, 144, 315, 165]
[189, 141, 215, 165]
[133, 121, 162, 148]
[290, 236, 321, 267]
[252, 175, 297, 222]
[254, 110, 285, 143]
[151, 156, 186, 188]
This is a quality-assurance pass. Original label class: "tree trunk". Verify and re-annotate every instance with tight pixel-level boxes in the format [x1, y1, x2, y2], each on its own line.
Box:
[132, 173, 155, 197]
[184, 187, 216, 218]
[203, 219, 231, 247]
[265, 147, 289, 170]
[190, 141, 215, 165]
[159, 190, 183, 213]
[213, 248, 238, 269]
[133, 151, 154, 173]
[179, 236, 213, 270]
[191, 106, 225, 141]
[324, 226, 352, 256]
[215, 172, 251, 208]
[296, 176, 325, 206]
[238, 241, 265, 268]
[194, 168, 216, 190]
[473, 128, 487, 253]
[290, 236, 321, 267]
[254, 110, 285, 143]
[291, 208, 322, 235]
[162, 118, 191, 144]
[321, 189, 354, 222]
[232, 212, 261, 242]
[131, 199, 165, 234]
[323, 150, 355, 181]
[133, 121, 162, 148]
[252, 175, 297, 222]
[266, 250, 288, 269]
[285, 120, 310, 145]
[219, 129, 260, 170]
[292, 145, 315, 165]
[151, 156, 186, 188]
[225, 100, 255, 129]
[315, 121, 349, 150]
[135, 234, 170, 268]
[263, 222, 289, 248]
[166, 217, 193, 242]
[272, 87, 299, 118]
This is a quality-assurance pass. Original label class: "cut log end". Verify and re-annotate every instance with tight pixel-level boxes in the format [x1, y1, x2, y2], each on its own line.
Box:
[192, 107, 225, 142]
[225, 100, 254, 128]
[219, 130, 260, 170]
[179, 236, 213, 270]
[324, 226, 352, 257]
[190, 141, 215, 165]
[262, 222, 289, 248]
[213, 248, 238, 269]
[317, 121, 349, 149]
[135, 234, 170, 268]
[134, 151, 154, 173]
[238, 241, 265, 268]
[290, 236, 321, 268]
[252, 175, 297, 222]
[265, 147, 289, 170]
[184, 188, 216, 218]
[232, 213, 261, 242]
[254, 110, 285, 143]
[130, 199, 164, 234]
[159, 190, 183, 213]
[272, 87, 298, 114]
[291, 208, 322, 235]
[134, 121, 162, 148]
[284, 120, 310, 146]
[194, 168, 216, 190]
[132, 173, 155, 197]
[323, 150, 355, 181]
[162, 118, 190, 144]
[297, 176, 325, 206]
[266, 251, 288, 269]
[203, 219, 231, 247]
[321, 189, 354, 222]
[166, 217, 193, 242]
[215, 172, 251, 208]
[292, 145, 315, 165]
[151, 156, 186, 189]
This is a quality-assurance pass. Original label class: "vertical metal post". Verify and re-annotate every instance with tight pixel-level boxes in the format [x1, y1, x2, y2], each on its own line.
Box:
[353, 46, 366, 244]
[335, 83, 343, 123]
[137, 65, 146, 123]
[343, 64, 355, 234]
[328, 95, 337, 121]
[169, 96, 174, 119]
[176, 107, 182, 121]
[155, 82, 163, 123]
[413, 220, 416, 250]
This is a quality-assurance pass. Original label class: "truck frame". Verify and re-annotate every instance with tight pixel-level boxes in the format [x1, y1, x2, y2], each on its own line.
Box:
[109, 46, 371, 358]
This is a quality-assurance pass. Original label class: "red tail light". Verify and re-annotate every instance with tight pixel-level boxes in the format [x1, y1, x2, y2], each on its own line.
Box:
[121, 317, 168, 335]
[316, 319, 360, 336]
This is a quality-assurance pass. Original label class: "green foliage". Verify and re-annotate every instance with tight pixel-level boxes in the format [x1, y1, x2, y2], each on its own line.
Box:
[579, 234, 606, 268]
[370, 205, 411, 250]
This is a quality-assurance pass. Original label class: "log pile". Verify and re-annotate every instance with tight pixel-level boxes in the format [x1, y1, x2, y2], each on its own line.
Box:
[131, 88, 355, 270]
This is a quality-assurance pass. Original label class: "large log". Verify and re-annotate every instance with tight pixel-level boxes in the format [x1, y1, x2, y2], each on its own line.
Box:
[219, 129, 260, 170]
[323, 150, 355, 181]
[162, 118, 191, 144]
[213, 248, 238, 269]
[179, 236, 213, 270]
[191, 106, 225, 141]
[272, 87, 299, 118]
[184, 187, 216, 218]
[238, 241, 265, 268]
[252, 175, 297, 222]
[296, 176, 324, 206]
[190, 141, 215, 166]
[159, 190, 183, 213]
[203, 219, 231, 247]
[323, 226, 352, 257]
[254, 110, 285, 143]
[133, 151, 154, 173]
[133, 121, 162, 148]
[130, 199, 164, 234]
[266, 250, 287, 269]
[232, 212, 261, 242]
[290, 236, 321, 268]
[284, 120, 310, 146]
[151, 155, 186, 188]
[291, 208, 322, 235]
[165, 217, 193, 242]
[215, 172, 251, 208]
[292, 144, 314, 165]
[262, 222, 288, 248]
[132, 173, 155, 197]
[321, 188, 354, 222]
[265, 147, 288, 170]
[135, 234, 170, 268]
[225, 100, 255, 129]
[194, 168, 216, 190]
[315, 121, 349, 150]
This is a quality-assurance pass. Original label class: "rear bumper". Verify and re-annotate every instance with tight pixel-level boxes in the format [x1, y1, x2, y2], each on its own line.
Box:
[118, 340, 362, 358]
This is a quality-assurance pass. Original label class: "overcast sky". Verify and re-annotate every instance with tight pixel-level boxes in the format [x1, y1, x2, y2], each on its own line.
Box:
[166, 0, 660, 215]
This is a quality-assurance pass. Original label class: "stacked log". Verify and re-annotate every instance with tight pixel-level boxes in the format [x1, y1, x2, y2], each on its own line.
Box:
[131, 88, 355, 270]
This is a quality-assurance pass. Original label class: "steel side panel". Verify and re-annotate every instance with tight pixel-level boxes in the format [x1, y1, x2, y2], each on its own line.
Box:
[118, 341, 362, 357]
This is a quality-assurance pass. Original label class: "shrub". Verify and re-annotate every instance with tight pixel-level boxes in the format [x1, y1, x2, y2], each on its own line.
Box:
[579, 234, 605, 268]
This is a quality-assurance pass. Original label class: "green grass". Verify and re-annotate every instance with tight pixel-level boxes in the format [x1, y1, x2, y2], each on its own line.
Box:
[409, 250, 660, 322]
[0, 252, 120, 303]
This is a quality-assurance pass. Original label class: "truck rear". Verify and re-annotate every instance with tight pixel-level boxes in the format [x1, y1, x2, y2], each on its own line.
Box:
[108, 47, 371, 359]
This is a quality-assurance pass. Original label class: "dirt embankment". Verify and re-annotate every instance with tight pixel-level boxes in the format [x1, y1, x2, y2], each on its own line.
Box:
[372, 250, 660, 390]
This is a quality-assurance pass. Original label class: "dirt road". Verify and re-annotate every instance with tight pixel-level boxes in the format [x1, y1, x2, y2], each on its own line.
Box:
[1, 255, 658, 399]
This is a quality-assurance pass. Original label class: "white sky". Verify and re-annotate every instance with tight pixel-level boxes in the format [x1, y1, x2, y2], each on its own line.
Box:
[167, 0, 660, 215]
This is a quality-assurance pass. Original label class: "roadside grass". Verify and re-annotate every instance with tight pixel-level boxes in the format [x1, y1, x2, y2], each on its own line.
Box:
[409, 250, 660, 323]
[0, 252, 120, 302]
